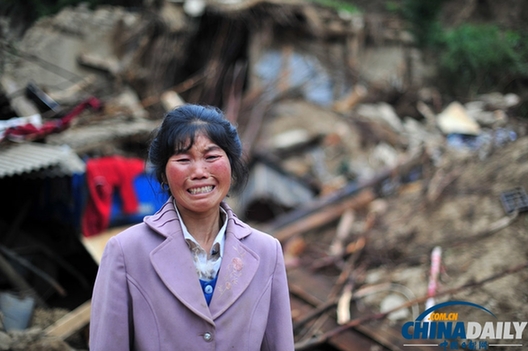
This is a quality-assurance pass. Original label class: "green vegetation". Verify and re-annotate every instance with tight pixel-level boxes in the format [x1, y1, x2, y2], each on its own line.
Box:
[401, 0, 528, 98]
[309, 0, 360, 14]
[437, 24, 528, 97]
[384, 1, 401, 14]
[400, 0, 444, 49]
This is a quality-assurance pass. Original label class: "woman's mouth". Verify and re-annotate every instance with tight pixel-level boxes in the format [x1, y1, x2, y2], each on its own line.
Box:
[188, 186, 214, 195]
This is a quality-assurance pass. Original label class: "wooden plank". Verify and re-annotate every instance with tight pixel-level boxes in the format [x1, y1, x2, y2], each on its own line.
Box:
[291, 295, 382, 351]
[266, 148, 425, 233]
[81, 225, 130, 264]
[289, 267, 378, 351]
[273, 189, 375, 243]
[44, 300, 91, 340]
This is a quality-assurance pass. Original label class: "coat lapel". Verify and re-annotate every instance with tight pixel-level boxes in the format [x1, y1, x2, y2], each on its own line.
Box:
[146, 199, 259, 323]
[209, 219, 259, 319]
[151, 236, 214, 323]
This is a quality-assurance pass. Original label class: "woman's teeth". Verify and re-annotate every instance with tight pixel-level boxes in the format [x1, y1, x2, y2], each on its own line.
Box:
[189, 186, 213, 194]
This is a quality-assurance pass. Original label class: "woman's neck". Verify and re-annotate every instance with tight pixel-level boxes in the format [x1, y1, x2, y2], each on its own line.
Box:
[177, 205, 221, 252]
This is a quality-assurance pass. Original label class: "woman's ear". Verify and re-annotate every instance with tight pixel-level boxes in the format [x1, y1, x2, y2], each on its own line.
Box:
[160, 174, 169, 191]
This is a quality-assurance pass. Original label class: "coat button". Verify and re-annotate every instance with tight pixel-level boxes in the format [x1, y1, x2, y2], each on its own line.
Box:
[203, 332, 213, 342]
[204, 284, 213, 294]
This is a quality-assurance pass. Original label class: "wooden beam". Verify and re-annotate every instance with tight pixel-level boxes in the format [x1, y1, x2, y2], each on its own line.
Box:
[44, 300, 91, 340]
[273, 189, 375, 243]
[290, 269, 378, 351]
[291, 296, 377, 351]
[266, 147, 425, 232]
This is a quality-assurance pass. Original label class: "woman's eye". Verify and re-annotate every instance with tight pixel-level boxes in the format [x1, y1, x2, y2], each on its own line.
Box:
[206, 155, 220, 161]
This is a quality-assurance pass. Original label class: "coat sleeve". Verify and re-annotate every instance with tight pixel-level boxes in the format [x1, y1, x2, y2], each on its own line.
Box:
[261, 238, 295, 351]
[89, 236, 132, 351]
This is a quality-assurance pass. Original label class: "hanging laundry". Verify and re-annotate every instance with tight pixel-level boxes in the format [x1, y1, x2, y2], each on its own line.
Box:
[82, 156, 145, 237]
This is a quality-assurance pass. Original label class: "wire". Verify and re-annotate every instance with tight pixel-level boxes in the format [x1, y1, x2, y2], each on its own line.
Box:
[1, 42, 87, 96]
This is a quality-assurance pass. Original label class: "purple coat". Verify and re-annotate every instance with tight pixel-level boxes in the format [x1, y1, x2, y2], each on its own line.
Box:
[89, 199, 295, 351]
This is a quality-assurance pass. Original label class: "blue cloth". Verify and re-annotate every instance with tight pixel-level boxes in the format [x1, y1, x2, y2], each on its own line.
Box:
[199, 276, 218, 305]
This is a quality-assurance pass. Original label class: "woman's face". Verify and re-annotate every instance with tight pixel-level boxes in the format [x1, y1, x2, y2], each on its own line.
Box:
[165, 133, 232, 216]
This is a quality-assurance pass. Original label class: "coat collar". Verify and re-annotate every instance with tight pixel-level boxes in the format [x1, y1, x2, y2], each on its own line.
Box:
[145, 198, 258, 323]
[144, 198, 252, 241]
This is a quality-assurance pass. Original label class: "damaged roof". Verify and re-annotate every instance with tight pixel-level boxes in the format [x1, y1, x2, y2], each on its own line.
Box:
[0, 142, 85, 178]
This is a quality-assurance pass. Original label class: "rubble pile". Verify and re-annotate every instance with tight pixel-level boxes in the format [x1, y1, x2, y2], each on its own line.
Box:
[0, 1, 527, 350]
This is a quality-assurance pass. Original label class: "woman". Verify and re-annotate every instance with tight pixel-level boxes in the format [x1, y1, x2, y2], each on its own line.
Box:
[89, 104, 295, 350]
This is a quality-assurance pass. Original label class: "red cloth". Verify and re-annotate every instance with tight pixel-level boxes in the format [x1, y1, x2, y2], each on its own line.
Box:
[4, 97, 101, 142]
[82, 156, 145, 237]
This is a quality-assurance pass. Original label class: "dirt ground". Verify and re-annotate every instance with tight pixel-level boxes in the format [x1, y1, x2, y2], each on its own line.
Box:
[366, 134, 528, 320]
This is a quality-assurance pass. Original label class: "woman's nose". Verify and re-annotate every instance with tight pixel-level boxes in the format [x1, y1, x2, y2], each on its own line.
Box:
[191, 160, 208, 178]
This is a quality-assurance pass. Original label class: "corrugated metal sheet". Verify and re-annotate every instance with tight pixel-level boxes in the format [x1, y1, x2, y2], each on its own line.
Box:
[0, 142, 85, 178]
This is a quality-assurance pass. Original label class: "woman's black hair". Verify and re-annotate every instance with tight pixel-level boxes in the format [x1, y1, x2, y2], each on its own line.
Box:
[148, 104, 248, 195]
